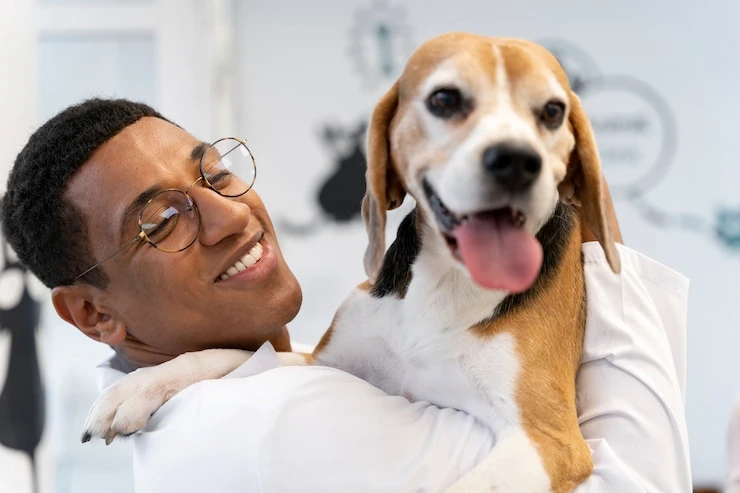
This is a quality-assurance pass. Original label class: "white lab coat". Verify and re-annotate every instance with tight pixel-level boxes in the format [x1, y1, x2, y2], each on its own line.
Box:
[96, 243, 692, 492]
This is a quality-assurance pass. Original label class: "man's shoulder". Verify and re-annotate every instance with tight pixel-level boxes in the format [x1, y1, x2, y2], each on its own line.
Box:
[582, 241, 689, 293]
[141, 364, 383, 431]
[131, 365, 379, 491]
[131, 363, 492, 493]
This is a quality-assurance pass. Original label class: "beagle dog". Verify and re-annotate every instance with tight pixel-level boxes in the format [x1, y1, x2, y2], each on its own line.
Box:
[83, 33, 622, 493]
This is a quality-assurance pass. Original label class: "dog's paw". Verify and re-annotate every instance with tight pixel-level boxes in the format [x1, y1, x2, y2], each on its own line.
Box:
[81, 365, 174, 445]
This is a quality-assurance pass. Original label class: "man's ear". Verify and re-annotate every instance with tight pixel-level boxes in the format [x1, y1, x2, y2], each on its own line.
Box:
[362, 81, 406, 282]
[559, 91, 622, 273]
[51, 285, 127, 345]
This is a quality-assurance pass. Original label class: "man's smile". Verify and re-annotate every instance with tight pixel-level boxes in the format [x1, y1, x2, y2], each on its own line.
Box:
[218, 240, 264, 281]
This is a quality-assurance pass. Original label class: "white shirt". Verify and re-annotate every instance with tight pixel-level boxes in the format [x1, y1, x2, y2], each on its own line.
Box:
[96, 243, 692, 493]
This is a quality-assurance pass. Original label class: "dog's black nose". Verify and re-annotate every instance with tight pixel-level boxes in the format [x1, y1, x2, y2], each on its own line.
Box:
[482, 143, 542, 192]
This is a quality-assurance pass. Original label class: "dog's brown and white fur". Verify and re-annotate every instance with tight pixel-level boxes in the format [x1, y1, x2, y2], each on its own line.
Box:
[83, 33, 622, 493]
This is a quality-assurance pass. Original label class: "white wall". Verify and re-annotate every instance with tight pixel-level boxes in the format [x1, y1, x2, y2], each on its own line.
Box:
[0, 3, 49, 493]
[0, 0, 37, 188]
[235, 0, 740, 486]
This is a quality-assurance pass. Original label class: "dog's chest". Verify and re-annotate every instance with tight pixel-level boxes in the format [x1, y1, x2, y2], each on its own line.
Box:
[324, 290, 523, 430]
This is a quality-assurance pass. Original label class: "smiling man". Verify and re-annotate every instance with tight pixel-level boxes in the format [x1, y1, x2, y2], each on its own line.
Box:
[1, 98, 691, 492]
[4, 102, 301, 369]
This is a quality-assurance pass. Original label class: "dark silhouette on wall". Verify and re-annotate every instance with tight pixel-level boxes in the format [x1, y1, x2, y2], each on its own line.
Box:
[277, 121, 369, 236]
[0, 200, 45, 493]
[317, 121, 368, 222]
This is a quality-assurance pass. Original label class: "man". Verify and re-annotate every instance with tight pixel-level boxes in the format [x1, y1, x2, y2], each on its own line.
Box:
[2, 98, 691, 492]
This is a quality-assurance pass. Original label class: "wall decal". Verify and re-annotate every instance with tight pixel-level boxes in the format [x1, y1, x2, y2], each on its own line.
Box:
[0, 200, 45, 493]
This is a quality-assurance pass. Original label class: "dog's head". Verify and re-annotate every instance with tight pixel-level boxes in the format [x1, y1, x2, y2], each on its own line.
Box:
[362, 33, 620, 292]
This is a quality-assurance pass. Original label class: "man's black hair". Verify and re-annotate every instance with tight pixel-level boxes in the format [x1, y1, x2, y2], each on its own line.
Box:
[1, 98, 173, 288]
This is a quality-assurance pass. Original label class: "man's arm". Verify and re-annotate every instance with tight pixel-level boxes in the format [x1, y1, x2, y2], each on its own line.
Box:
[131, 365, 495, 493]
[575, 243, 691, 491]
[257, 244, 691, 492]
[129, 243, 690, 493]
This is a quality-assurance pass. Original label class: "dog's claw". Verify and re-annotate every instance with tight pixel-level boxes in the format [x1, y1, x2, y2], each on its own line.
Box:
[105, 432, 116, 446]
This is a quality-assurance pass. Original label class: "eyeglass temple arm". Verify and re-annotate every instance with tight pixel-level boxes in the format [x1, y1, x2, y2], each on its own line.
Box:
[72, 232, 146, 282]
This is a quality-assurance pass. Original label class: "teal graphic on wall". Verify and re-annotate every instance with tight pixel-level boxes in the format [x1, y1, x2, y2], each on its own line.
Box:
[543, 38, 740, 254]
[348, 0, 415, 90]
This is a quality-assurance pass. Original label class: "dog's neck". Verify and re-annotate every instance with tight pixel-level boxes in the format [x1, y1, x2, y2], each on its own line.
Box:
[370, 203, 576, 331]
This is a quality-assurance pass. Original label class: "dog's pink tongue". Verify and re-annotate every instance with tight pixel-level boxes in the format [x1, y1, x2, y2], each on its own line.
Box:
[454, 211, 543, 293]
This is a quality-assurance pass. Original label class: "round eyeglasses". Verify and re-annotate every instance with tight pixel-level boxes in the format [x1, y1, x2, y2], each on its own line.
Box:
[72, 137, 257, 283]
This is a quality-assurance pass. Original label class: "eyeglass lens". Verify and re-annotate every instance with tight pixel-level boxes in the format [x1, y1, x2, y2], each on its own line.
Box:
[200, 138, 256, 198]
[140, 190, 199, 252]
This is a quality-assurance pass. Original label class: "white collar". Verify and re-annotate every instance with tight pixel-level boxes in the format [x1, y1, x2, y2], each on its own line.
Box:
[94, 341, 283, 393]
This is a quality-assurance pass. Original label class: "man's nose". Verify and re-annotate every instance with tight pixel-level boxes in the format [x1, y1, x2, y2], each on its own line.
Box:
[189, 187, 251, 246]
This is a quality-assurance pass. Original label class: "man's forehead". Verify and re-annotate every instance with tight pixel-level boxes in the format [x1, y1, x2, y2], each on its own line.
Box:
[106, 117, 198, 155]
[81, 117, 200, 178]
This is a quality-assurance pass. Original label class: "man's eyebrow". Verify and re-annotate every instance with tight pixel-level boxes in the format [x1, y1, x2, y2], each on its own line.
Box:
[190, 141, 209, 162]
[119, 185, 162, 241]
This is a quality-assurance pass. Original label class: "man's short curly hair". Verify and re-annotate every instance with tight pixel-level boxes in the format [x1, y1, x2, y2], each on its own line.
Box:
[1, 98, 173, 288]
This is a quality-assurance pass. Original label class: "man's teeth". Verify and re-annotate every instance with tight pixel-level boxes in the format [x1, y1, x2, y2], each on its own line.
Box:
[219, 242, 263, 281]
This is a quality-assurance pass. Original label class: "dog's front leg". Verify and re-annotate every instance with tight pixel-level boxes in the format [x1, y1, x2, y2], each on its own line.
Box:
[82, 349, 314, 443]
[443, 428, 551, 493]
[82, 348, 255, 443]
[82, 348, 314, 444]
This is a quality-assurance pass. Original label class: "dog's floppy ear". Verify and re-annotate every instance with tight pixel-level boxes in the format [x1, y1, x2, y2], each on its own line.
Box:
[559, 92, 621, 273]
[362, 81, 406, 282]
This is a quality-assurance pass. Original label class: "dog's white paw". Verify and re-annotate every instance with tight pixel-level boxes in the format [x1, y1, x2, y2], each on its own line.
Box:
[81, 365, 174, 445]
[80, 348, 255, 444]
[443, 429, 552, 493]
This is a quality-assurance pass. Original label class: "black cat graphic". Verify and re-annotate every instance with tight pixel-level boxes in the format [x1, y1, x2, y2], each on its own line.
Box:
[277, 121, 368, 236]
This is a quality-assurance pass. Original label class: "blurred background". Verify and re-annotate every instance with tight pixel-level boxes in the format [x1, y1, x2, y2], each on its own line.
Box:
[1, 0, 738, 492]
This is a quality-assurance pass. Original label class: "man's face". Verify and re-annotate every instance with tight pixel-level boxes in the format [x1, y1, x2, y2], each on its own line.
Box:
[64, 117, 302, 357]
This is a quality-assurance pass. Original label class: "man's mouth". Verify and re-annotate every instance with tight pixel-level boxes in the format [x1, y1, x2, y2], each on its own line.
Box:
[217, 241, 264, 282]
[421, 178, 542, 293]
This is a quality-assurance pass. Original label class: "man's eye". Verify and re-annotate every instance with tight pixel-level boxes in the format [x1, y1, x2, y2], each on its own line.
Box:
[205, 170, 233, 188]
[142, 207, 178, 241]
[143, 219, 169, 240]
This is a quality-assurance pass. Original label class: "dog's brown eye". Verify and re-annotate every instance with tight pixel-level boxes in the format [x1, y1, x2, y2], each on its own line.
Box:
[427, 88, 466, 119]
[540, 100, 566, 129]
